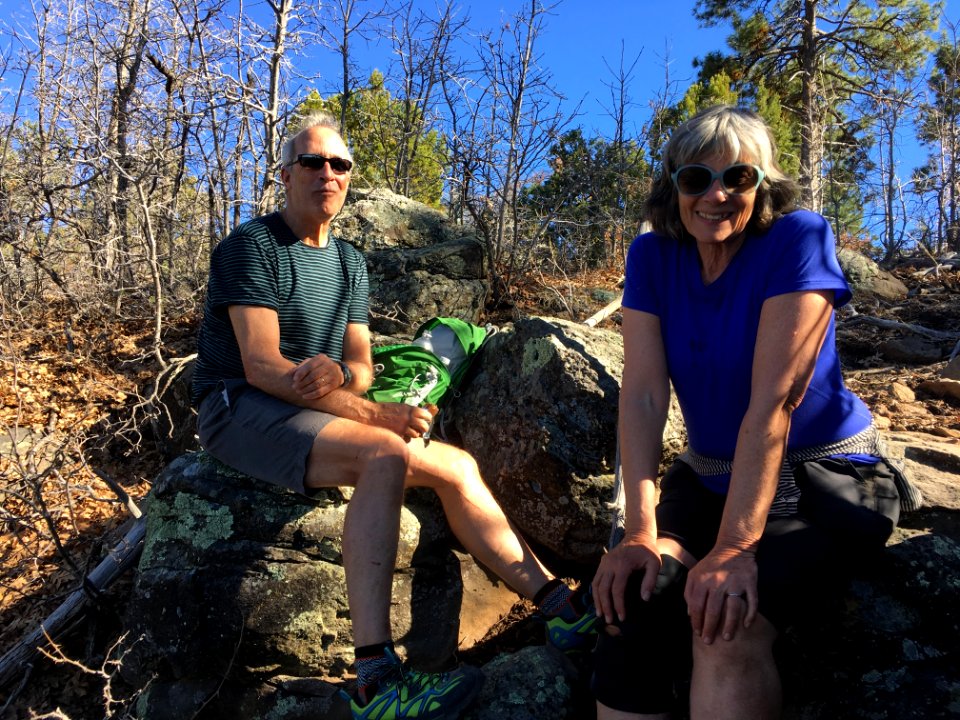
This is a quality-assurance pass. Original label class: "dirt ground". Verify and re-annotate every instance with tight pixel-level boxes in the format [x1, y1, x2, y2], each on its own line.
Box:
[2, 264, 959, 719]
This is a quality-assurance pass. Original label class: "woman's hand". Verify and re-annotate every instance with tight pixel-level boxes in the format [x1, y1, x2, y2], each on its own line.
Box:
[684, 545, 758, 644]
[592, 533, 662, 624]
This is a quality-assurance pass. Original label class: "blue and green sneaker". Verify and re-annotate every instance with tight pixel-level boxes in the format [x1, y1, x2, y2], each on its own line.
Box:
[544, 585, 600, 653]
[346, 650, 483, 720]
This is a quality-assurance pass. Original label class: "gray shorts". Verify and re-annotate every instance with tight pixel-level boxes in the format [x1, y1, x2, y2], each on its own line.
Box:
[196, 378, 336, 494]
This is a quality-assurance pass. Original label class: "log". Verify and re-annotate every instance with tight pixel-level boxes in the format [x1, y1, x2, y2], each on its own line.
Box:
[583, 294, 623, 328]
[0, 517, 145, 690]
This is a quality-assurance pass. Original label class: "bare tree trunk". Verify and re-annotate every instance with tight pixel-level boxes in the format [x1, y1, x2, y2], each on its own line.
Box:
[799, 0, 823, 212]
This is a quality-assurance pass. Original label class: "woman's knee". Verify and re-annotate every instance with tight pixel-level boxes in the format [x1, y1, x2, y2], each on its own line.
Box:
[691, 614, 777, 671]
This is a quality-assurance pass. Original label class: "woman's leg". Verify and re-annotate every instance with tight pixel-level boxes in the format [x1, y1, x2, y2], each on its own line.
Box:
[689, 613, 780, 720]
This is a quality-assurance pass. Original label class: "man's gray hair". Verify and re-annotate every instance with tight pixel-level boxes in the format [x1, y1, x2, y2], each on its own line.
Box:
[280, 111, 349, 167]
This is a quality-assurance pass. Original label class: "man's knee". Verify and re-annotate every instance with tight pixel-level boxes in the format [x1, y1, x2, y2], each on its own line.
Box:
[308, 425, 411, 488]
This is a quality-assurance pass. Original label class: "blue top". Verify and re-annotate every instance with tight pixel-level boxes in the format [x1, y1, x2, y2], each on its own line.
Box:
[192, 212, 369, 404]
[623, 210, 873, 489]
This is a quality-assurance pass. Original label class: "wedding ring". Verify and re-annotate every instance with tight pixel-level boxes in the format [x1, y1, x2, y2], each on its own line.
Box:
[726, 592, 743, 598]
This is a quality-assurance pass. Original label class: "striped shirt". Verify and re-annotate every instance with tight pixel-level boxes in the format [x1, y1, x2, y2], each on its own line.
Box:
[192, 212, 369, 405]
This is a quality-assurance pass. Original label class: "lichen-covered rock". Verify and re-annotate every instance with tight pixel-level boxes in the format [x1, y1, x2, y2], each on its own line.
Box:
[330, 187, 457, 251]
[123, 452, 519, 719]
[453, 317, 685, 568]
[838, 247, 909, 301]
[464, 646, 582, 720]
[365, 238, 487, 334]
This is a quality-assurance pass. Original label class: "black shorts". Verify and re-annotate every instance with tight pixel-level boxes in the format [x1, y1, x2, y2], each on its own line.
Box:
[592, 457, 899, 714]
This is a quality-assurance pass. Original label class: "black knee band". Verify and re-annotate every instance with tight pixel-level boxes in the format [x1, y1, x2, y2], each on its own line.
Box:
[591, 556, 691, 714]
[653, 553, 688, 596]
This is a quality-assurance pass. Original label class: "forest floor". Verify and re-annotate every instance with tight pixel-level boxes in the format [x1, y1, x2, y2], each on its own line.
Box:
[2, 264, 960, 719]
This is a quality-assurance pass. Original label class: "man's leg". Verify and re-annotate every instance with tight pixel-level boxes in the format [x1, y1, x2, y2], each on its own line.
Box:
[401, 438, 599, 653]
[303, 419, 412, 646]
[403, 438, 554, 598]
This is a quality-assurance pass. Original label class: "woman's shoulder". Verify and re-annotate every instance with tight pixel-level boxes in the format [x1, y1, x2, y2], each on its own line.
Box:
[630, 229, 683, 253]
[770, 209, 831, 235]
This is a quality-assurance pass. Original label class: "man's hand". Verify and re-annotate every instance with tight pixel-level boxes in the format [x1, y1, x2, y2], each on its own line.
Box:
[371, 402, 436, 441]
[292, 354, 345, 400]
[592, 532, 661, 624]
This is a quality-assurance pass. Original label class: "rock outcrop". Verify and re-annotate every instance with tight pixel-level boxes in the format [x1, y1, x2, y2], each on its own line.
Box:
[123, 452, 519, 719]
[452, 317, 685, 568]
[838, 247, 909, 301]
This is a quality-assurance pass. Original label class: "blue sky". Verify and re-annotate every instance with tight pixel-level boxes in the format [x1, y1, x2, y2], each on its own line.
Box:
[308, 1, 732, 139]
[303, 0, 958, 170]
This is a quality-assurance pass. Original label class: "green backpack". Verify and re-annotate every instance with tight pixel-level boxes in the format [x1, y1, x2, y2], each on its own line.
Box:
[364, 317, 491, 411]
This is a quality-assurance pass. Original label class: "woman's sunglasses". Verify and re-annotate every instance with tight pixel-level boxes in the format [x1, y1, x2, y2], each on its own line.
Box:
[286, 154, 353, 174]
[670, 163, 765, 196]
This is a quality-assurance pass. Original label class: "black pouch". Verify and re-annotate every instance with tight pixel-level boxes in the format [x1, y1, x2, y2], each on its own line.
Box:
[794, 457, 900, 548]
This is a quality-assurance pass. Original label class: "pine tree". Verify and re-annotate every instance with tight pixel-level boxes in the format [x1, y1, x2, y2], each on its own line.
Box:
[692, 0, 939, 216]
[296, 71, 447, 207]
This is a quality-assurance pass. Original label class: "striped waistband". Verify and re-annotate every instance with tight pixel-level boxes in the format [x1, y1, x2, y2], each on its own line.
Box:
[679, 424, 921, 515]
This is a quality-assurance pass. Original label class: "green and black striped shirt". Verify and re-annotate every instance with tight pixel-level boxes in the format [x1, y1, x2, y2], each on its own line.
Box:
[192, 212, 369, 405]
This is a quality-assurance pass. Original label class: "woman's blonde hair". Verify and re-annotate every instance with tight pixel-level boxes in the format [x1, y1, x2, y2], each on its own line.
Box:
[645, 105, 797, 240]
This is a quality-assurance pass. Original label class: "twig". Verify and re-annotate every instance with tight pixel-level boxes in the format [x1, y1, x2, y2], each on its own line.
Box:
[86, 464, 142, 519]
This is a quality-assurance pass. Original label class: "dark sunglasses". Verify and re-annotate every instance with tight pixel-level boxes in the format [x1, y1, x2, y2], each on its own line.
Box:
[670, 163, 765, 196]
[286, 154, 353, 174]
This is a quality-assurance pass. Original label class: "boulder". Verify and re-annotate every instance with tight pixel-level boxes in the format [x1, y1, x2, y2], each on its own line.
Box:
[452, 317, 685, 568]
[366, 237, 488, 335]
[880, 335, 945, 364]
[331, 187, 459, 251]
[122, 452, 519, 719]
[333, 187, 489, 334]
[838, 248, 909, 301]
[462, 647, 583, 720]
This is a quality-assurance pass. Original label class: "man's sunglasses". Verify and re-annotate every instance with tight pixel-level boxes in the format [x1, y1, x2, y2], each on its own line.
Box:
[286, 154, 353, 174]
[670, 163, 765, 196]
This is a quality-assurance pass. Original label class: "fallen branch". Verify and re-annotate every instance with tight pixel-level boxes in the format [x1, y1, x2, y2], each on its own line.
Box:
[0, 517, 146, 691]
[583, 294, 623, 328]
[840, 314, 960, 341]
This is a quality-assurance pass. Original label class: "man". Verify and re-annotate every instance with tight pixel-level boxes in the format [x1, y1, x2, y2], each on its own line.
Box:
[192, 112, 597, 720]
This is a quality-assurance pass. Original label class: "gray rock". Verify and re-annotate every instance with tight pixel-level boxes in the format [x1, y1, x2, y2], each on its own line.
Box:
[123, 452, 519, 718]
[331, 187, 459, 251]
[880, 335, 944, 364]
[464, 646, 582, 720]
[453, 317, 685, 567]
[366, 237, 488, 335]
[838, 248, 909, 301]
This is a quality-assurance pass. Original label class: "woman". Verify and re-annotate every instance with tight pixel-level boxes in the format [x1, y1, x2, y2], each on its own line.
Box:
[591, 105, 909, 720]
